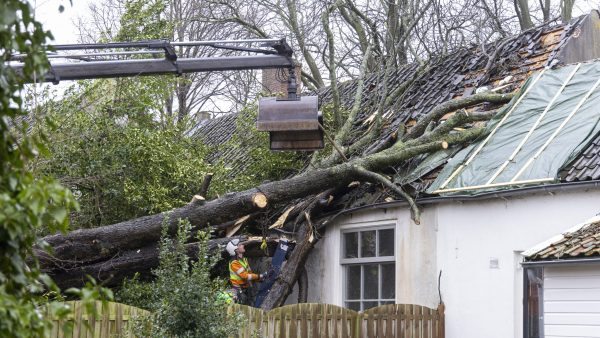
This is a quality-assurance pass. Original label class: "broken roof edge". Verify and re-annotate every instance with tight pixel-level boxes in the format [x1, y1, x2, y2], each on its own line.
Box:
[521, 212, 600, 264]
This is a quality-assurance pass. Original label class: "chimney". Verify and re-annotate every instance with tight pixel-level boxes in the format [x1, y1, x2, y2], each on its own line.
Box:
[261, 63, 302, 96]
[196, 111, 211, 120]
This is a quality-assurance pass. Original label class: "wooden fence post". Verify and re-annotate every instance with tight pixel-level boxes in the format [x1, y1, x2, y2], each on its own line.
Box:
[437, 303, 445, 338]
[48, 301, 151, 338]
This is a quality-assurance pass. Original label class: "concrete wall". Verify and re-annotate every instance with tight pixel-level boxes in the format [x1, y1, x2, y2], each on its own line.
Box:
[304, 187, 600, 338]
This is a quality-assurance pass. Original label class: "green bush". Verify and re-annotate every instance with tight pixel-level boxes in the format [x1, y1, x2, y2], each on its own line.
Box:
[117, 217, 240, 337]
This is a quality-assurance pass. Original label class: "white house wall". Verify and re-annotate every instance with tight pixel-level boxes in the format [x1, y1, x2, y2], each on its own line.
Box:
[304, 187, 600, 338]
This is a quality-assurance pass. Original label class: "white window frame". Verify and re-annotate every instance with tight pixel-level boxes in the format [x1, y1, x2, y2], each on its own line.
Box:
[340, 224, 396, 311]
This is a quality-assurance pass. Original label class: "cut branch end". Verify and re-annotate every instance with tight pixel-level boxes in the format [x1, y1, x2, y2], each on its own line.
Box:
[252, 193, 268, 208]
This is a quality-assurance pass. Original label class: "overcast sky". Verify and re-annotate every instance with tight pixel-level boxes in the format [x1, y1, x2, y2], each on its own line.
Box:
[34, 0, 598, 45]
[33, 0, 93, 44]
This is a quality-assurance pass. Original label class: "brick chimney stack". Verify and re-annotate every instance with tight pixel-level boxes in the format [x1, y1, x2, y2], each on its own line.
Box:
[261, 63, 302, 96]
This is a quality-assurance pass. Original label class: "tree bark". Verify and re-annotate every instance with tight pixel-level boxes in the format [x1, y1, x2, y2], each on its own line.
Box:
[285, 0, 325, 88]
[513, 0, 533, 31]
[322, 3, 342, 128]
[199, 173, 213, 197]
[42, 237, 278, 289]
[261, 224, 315, 310]
[560, 0, 575, 23]
[39, 170, 351, 268]
[297, 267, 308, 303]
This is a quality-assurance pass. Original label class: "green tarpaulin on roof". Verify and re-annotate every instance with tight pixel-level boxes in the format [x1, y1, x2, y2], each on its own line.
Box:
[428, 61, 600, 195]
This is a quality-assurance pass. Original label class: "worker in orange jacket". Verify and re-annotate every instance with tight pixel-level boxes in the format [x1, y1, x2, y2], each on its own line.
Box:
[226, 239, 265, 305]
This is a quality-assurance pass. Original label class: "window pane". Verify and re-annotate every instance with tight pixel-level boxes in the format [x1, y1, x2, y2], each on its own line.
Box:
[346, 265, 361, 300]
[363, 264, 379, 299]
[344, 232, 358, 258]
[381, 263, 395, 299]
[363, 301, 378, 310]
[381, 300, 395, 305]
[378, 229, 394, 256]
[361, 230, 376, 257]
[346, 301, 361, 312]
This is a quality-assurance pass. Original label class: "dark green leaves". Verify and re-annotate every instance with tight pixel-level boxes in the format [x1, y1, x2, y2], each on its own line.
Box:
[0, 2, 109, 337]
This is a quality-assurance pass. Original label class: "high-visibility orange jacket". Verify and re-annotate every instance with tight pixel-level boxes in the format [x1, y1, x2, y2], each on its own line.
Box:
[229, 257, 258, 288]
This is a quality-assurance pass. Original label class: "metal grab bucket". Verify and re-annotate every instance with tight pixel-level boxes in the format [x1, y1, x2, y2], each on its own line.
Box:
[257, 96, 323, 150]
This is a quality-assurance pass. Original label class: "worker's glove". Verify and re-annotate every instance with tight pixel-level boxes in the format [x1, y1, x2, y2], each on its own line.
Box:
[259, 273, 267, 281]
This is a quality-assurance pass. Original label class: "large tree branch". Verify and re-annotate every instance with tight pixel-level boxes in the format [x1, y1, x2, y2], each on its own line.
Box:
[41, 237, 279, 289]
[39, 125, 484, 273]
[285, 0, 325, 88]
[261, 223, 314, 309]
[322, 2, 342, 128]
[403, 91, 514, 141]
[314, 45, 373, 167]
[352, 166, 421, 224]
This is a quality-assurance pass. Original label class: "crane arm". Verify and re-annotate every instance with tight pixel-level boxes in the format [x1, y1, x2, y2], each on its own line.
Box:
[9, 38, 295, 84]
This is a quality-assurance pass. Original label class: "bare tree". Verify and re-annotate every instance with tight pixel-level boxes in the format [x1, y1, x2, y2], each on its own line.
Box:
[514, 0, 534, 30]
[74, 0, 261, 126]
[561, 0, 576, 21]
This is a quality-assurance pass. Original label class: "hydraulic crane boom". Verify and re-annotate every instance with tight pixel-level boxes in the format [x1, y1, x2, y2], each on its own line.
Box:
[8, 37, 324, 151]
[9, 38, 295, 83]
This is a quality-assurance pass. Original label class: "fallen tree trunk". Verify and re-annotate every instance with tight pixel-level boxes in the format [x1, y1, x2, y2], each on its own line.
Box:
[40, 124, 483, 270]
[39, 171, 348, 267]
[261, 224, 316, 310]
[36, 91, 513, 302]
[44, 237, 279, 289]
[297, 267, 308, 303]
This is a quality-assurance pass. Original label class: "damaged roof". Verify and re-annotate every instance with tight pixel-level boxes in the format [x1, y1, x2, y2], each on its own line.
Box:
[192, 11, 600, 202]
[428, 61, 600, 195]
[523, 216, 600, 261]
[316, 12, 597, 149]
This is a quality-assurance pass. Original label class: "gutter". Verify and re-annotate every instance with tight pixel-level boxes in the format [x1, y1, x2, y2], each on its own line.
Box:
[334, 179, 600, 219]
[522, 257, 600, 267]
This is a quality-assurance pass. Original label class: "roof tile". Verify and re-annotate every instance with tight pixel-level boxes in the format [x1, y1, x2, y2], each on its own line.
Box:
[527, 220, 600, 260]
[192, 15, 600, 200]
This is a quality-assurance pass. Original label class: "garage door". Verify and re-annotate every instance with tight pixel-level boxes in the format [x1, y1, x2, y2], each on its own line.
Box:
[544, 264, 600, 337]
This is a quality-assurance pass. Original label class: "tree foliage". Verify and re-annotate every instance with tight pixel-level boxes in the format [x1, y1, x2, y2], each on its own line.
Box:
[29, 0, 300, 230]
[0, 1, 111, 336]
[116, 218, 239, 338]
[33, 82, 301, 230]
[35, 95, 214, 229]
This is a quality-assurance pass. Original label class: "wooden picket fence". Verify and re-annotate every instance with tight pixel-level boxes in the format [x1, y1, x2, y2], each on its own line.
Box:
[48, 301, 150, 338]
[230, 303, 445, 338]
[48, 301, 443, 338]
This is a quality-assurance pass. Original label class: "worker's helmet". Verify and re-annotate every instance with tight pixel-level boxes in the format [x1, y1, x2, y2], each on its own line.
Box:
[226, 239, 240, 257]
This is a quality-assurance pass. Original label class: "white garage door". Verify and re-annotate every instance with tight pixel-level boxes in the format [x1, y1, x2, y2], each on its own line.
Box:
[544, 264, 600, 338]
